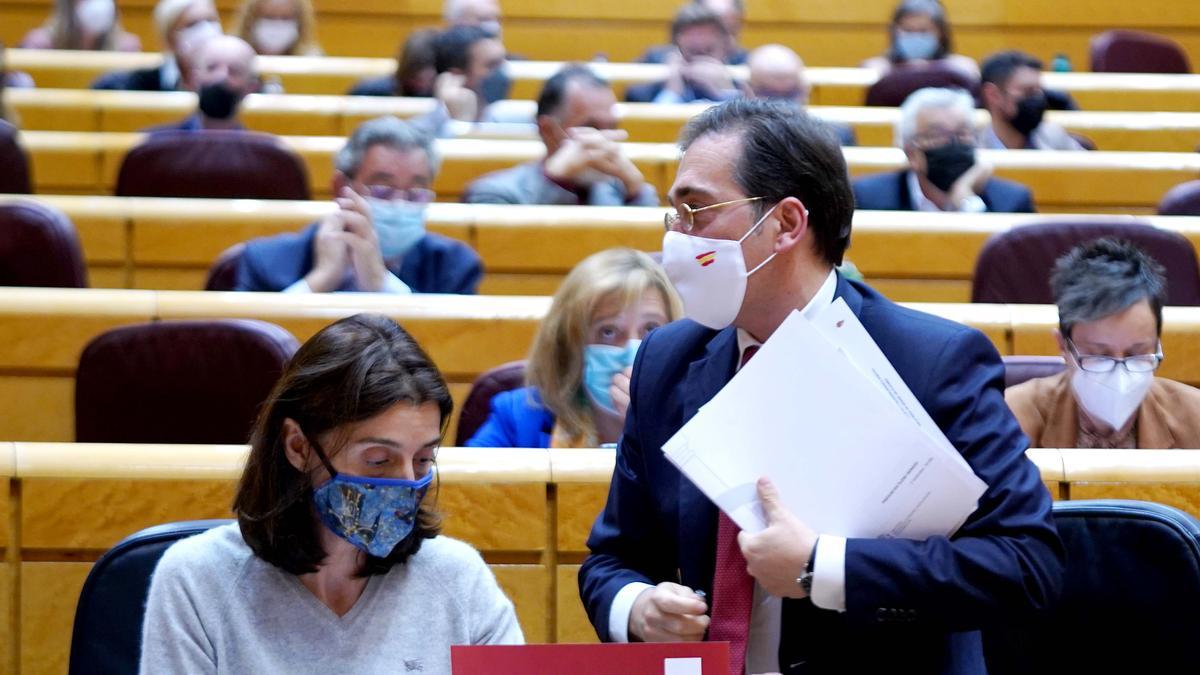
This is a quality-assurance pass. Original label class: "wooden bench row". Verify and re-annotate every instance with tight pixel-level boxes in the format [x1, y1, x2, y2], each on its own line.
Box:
[2, 442, 1198, 673]
[4, 195, 1199, 299]
[11, 88, 1200, 153]
[16, 130, 1200, 212]
[4, 288, 1200, 443]
[4, 0, 1200, 66]
[9, 48, 1200, 112]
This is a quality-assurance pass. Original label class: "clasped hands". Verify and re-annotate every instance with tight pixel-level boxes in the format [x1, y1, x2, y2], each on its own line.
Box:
[305, 187, 390, 293]
[628, 477, 817, 643]
[543, 127, 646, 195]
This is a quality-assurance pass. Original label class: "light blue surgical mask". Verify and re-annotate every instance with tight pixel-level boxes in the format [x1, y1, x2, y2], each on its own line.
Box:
[894, 30, 939, 61]
[312, 469, 434, 558]
[583, 339, 641, 413]
[368, 198, 426, 260]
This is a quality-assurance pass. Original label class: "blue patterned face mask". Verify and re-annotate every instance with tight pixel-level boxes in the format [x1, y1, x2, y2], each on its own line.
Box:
[582, 339, 641, 413]
[309, 443, 434, 557]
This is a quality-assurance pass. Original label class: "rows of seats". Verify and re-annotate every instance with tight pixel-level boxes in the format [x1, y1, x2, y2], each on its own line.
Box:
[2, 442, 1198, 673]
[10, 88, 1200, 152]
[5, 0, 1200, 64]
[11, 130, 1200, 211]
[11, 49, 1200, 109]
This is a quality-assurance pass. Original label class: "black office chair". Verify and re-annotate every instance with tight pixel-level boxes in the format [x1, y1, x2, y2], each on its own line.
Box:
[68, 519, 233, 675]
[984, 500, 1200, 674]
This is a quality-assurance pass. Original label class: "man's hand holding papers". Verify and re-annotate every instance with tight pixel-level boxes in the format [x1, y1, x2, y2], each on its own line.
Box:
[737, 477, 817, 599]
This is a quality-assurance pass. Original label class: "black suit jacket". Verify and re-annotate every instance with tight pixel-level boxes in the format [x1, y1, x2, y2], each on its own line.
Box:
[852, 170, 1036, 213]
[234, 222, 483, 294]
[92, 65, 172, 92]
[579, 275, 1063, 674]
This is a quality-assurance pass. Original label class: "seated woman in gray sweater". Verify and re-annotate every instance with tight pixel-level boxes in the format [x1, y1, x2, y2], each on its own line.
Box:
[139, 313, 523, 673]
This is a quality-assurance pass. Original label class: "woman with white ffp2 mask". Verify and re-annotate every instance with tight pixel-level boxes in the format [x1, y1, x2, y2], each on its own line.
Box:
[1006, 238, 1200, 449]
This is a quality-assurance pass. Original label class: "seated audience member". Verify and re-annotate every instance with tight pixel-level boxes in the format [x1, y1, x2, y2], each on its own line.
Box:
[235, 116, 483, 294]
[349, 29, 439, 98]
[980, 50, 1084, 151]
[744, 44, 856, 146]
[625, 5, 741, 104]
[640, 0, 748, 65]
[443, 0, 502, 37]
[140, 313, 523, 672]
[149, 34, 260, 132]
[0, 47, 15, 125]
[854, 87, 1035, 213]
[862, 0, 978, 79]
[416, 25, 516, 135]
[93, 0, 221, 91]
[1007, 239, 1200, 448]
[20, 0, 142, 51]
[468, 249, 681, 448]
[464, 65, 658, 206]
[232, 0, 322, 56]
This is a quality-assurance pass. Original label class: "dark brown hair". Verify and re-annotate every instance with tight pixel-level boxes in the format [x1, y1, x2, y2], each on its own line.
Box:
[234, 313, 453, 576]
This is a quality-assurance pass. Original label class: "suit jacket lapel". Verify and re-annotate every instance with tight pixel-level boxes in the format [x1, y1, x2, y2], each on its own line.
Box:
[677, 327, 738, 591]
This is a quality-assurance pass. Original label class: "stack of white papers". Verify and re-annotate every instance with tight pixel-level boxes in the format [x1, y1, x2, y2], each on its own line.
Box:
[662, 299, 987, 539]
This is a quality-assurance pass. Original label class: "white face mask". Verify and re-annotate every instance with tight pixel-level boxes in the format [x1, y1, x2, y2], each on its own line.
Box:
[661, 203, 778, 330]
[252, 18, 299, 54]
[76, 0, 116, 34]
[1070, 365, 1154, 432]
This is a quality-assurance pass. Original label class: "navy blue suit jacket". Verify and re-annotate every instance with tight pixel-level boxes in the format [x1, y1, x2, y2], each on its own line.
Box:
[579, 275, 1063, 674]
[853, 170, 1036, 213]
[234, 222, 483, 294]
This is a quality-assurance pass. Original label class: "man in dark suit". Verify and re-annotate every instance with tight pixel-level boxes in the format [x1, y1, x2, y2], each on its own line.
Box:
[578, 99, 1062, 674]
[625, 5, 742, 105]
[853, 87, 1035, 213]
[744, 44, 856, 147]
[235, 116, 481, 294]
[92, 0, 221, 92]
[639, 0, 748, 66]
[148, 35, 260, 133]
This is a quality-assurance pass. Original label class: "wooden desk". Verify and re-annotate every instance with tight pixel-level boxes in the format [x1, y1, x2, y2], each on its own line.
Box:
[16, 130, 1200, 211]
[12, 89, 1200, 154]
[4, 195, 1200, 299]
[12, 48, 1200, 113]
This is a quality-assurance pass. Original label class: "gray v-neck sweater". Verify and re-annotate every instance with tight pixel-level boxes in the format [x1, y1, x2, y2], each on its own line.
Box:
[139, 523, 523, 674]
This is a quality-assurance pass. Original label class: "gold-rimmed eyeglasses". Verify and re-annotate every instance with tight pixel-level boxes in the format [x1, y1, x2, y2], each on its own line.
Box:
[663, 196, 764, 233]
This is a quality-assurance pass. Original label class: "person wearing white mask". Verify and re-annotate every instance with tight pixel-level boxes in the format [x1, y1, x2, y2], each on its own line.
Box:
[861, 0, 978, 79]
[579, 98, 1062, 675]
[232, 0, 323, 57]
[234, 116, 482, 295]
[1007, 238, 1200, 449]
[20, 0, 142, 52]
[466, 248, 681, 449]
[91, 0, 221, 91]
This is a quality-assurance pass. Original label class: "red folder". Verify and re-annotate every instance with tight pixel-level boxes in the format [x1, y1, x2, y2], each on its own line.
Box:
[452, 642, 730, 675]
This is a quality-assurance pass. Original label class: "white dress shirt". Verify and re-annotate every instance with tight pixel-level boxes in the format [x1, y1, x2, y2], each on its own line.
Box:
[906, 170, 986, 213]
[607, 268, 845, 674]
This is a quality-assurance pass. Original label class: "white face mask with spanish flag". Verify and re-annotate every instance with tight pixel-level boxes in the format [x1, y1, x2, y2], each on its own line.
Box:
[661, 203, 779, 330]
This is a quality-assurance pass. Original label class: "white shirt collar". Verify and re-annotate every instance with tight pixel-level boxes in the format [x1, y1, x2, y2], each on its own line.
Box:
[906, 170, 943, 212]
[736, 267, 838, 361]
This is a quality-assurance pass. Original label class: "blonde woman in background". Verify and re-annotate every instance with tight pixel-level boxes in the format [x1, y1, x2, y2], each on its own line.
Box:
[20, 0, 142, 51]
[232, 0, 322, 56]
[467, 248, 682, 449]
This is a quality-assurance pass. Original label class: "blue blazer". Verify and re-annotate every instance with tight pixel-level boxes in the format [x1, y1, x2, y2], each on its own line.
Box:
[234, 222, 483, 294]
[465, 386, 556, 448]
[853, 170, 1036, 213]
[578, 275, 1063, 674]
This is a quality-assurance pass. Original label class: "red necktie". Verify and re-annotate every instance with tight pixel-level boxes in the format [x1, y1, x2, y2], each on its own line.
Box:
[707, 344, 759, 675]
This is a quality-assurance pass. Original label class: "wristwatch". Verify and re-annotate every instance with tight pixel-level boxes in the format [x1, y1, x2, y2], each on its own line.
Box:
[796, 539, 818, 594]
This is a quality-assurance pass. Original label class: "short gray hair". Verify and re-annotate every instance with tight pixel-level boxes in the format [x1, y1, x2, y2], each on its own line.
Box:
[334, 116, 439, 180]
[895, 87, 975, 147]
[1051, 238, 1168, 338]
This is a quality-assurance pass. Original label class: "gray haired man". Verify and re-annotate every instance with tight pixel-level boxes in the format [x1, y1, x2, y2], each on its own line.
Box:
[234, 116, 482, 294]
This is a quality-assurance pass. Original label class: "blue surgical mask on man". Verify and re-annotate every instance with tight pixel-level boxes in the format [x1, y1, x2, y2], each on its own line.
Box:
[582, 339, 641, 412]
[368, 198, 427, 259]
